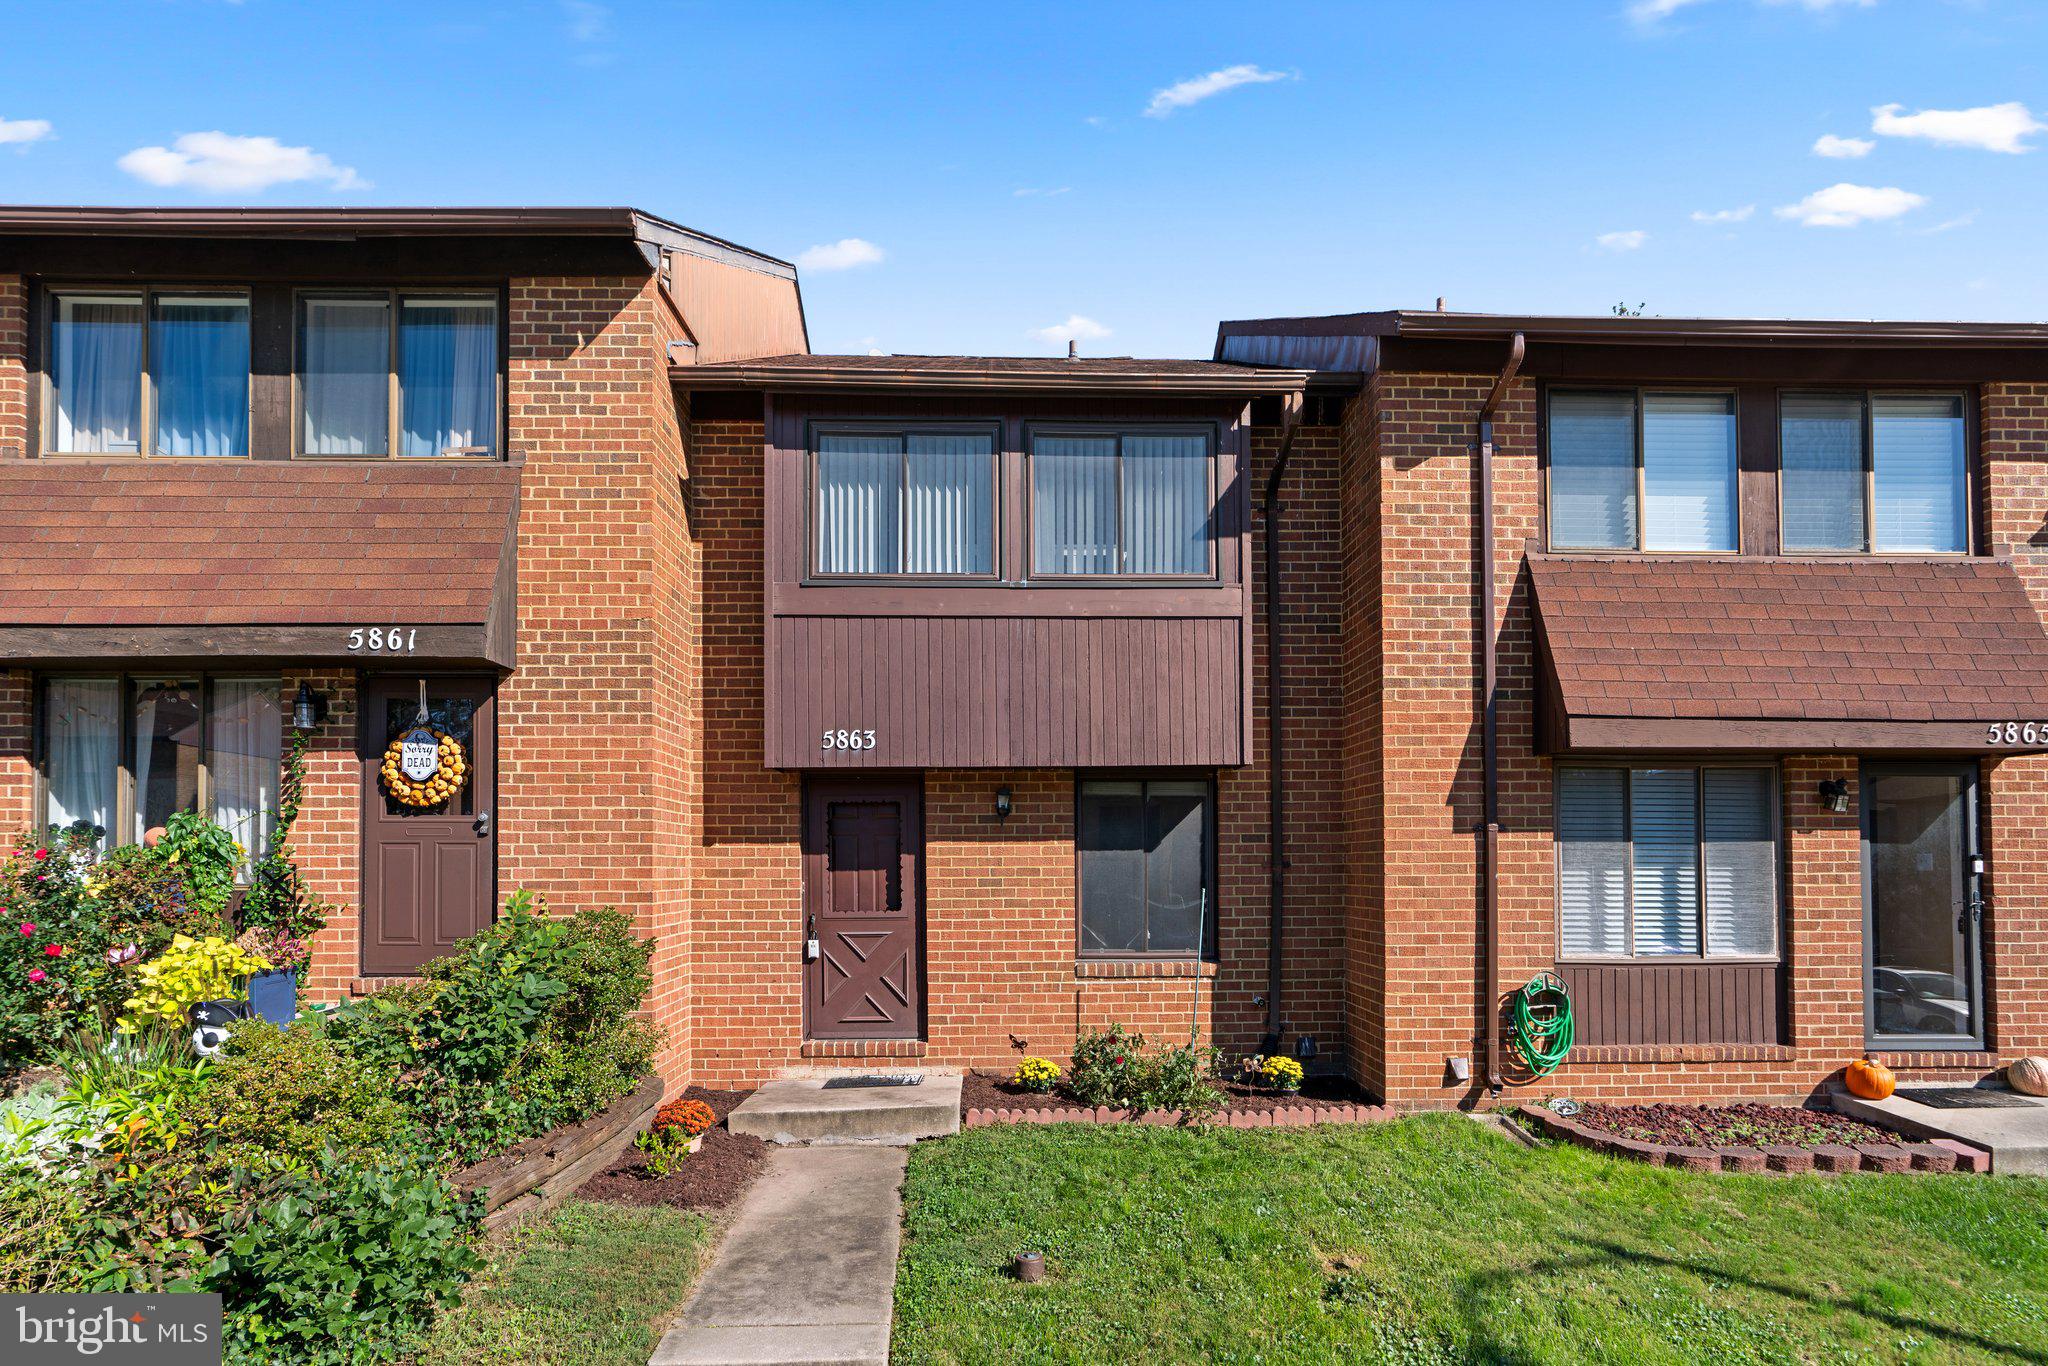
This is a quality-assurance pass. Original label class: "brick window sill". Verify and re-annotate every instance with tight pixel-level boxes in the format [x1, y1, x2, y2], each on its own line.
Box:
[1866, 1050, 2000, 1070]
[1074, 960, 1219, 980]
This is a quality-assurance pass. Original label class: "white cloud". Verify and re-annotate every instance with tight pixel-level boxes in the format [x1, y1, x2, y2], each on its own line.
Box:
[1595, 229, 1648, 251]
[1627, 0, 1708, 20]
[1871, 101, 2044, 154]
[1774, 182, 1927, 227]
[1917, 211, 1977, 234]
[1028, 314, 1112, 344]
[1143, 64, 1292, 118]
[795, 238, 885, 272]
[1813, 133, 1874, 158]
[1690, 205, 1755, 223]
[0, 118, 52, 147]
[117, 132, 362, 192]
[1013, 186, 1072, 198]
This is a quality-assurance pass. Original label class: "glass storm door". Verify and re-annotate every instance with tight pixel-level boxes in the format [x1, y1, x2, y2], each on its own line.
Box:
[1863, 762, 1984, 1047]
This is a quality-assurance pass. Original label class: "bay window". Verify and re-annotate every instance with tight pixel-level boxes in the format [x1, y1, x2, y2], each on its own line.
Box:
[41, 675, 281, 866]
[1556, 763, 1778, 959]
[1032, 429, 1212, 576]
[812, 428, 997, 575]
[1781, 392, 1968, 553]
[1547, 390, 1737, 552]
[47, 290, 249, 456]
[1077, 777, 1215, 957]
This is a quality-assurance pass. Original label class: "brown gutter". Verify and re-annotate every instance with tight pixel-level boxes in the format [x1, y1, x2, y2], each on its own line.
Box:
[668, 362, 1311, 396]
[1478, 333, 1524, 1095]
[1258, 391, 1306, 1054]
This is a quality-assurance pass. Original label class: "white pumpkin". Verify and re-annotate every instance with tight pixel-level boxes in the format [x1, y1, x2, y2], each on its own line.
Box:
[2010, 1056, 2048, 1097]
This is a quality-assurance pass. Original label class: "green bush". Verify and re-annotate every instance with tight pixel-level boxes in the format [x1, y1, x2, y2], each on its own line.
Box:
[1067, 1026, 1224, 1116]
[181, 1021, 419, 1177]
[157, 811, 244, 924]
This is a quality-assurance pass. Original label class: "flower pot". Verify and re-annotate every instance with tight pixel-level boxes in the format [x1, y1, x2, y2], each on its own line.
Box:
[247, 968, 299, 1025]
[685, 1132, 704, 1155]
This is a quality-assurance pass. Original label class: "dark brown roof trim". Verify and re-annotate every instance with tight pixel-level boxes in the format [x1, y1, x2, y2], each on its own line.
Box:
[1219, 309, 2048, 349]
[672, 354, 1310, 395]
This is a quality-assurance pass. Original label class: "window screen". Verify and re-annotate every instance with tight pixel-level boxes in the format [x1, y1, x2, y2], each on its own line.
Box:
[1077, 777, 1214, 956]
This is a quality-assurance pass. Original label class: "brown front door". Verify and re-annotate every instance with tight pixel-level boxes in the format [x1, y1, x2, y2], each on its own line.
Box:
[803, 777, 923, 1040]
[361, 675, 496, 975]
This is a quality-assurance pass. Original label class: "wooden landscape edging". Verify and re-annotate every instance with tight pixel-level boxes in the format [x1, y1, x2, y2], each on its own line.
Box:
[1515, 1103, 1990, 1174]
[455, 1072, 664, 1229]
[963, 1102, 1397, 1129]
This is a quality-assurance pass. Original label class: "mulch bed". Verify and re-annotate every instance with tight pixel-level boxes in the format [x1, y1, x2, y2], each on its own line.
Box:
[1571, 1102, 1896, 1149]
[577, 1087, 768, 1213]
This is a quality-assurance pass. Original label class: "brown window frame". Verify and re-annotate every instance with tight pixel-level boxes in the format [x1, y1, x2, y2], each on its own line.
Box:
[37, 285, 255, 459]
[1776, 388, 1973, 557]
[292, 288, 505, 461]
[1553, 758, 1783, 965]
[1541, 386, 1741, 555]
[803, 420, 1004, 582]
[1074, 772, 1219, 961]
[33, 672, 283, 862]
[1026, 423, 1220, 581]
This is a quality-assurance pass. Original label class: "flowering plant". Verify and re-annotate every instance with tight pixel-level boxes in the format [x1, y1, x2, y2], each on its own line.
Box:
[654, 1097, 718, 1137]
[236, 926, 311, 974]
[635, 1098, 717, 1176]
[1012, 1056, 1060, 1093]
[118, 934, 270, 1033]
[1250, 1054, 1304, 1093]
[1, 828, 126, 1061]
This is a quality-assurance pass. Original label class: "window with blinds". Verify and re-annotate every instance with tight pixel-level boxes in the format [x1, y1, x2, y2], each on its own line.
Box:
[1781, 392, 1967, 554]
[813, 429, 997, 575]
[1555, 763, 1779, 959]
[1547, 389, 1736, 552]
[1031, 429, 1212, 576]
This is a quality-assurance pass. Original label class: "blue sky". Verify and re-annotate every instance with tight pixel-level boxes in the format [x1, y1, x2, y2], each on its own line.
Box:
[4, 1, 2045, 356]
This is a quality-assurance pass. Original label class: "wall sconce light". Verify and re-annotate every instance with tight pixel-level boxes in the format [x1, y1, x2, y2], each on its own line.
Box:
[994, 787, 1013, 821]
[1818, 779, 1850, 815]
[292, 681, 329, 731]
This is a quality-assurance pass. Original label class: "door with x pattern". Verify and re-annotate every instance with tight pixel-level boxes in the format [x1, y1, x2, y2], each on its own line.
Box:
[803, 777, 923, 1040]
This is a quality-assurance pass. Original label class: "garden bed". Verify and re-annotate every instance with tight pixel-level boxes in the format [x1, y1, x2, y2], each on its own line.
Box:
[1519, 1101, 1989, 1173]
[578, 1087, 768, 1213]
[454, 1073, 664, 1230]
[960, 1069, 1393, 1128]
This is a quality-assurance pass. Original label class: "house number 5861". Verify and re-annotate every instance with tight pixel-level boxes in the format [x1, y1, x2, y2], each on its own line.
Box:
[347, 628, 418, 653]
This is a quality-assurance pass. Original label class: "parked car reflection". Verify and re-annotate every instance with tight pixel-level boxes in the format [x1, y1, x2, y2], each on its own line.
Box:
[1873, 967, 1971, 1036]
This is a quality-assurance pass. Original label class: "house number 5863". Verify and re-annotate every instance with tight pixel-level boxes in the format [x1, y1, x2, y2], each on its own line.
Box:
[822, 729, 876, 750]
[347, 628, 418, 653]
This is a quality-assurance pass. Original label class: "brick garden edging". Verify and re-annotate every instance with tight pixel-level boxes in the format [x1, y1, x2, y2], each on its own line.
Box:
[1515, 1103, 1990, 1174]
[964, 1102, 1398, 1129]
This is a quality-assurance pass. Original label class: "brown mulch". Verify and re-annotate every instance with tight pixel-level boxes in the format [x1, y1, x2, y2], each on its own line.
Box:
[1569, 1101, 1900, 1149]
[576, 1087, 767, 1213]
[960, 1068, 1377, 1116]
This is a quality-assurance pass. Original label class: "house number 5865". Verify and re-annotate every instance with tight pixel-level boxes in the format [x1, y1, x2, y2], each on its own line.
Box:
[347, 628, 418, 653]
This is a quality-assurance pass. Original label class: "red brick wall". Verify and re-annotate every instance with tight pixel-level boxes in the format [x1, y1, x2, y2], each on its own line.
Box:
[0, 275, 24, 458]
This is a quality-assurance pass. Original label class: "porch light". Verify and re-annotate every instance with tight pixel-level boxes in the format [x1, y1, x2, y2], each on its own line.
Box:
[994, 787, 1013, 821]
[1818, 779, 1850, 814]
[292, 682, 328, 731]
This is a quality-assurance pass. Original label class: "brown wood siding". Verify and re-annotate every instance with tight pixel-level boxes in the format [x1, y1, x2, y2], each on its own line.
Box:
[668, 254, 807, 364]
[761, 393, 1251, 770]
[1560, 961, 1783, 1046]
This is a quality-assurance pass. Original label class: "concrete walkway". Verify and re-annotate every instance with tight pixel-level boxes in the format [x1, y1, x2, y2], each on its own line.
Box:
[1833, 1083, 2048, 1174]
[649, 1145, 906, 1366]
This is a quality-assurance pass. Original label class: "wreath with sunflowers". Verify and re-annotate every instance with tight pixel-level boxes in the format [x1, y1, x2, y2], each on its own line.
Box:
[381, 724, 469, 808]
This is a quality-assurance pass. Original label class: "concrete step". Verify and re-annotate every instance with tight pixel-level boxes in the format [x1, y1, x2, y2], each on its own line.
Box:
[1828, 1084, 2048, 1175]
[727, 1070, 962, 1146]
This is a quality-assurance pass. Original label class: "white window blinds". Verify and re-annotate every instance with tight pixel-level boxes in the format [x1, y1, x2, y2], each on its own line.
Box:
[815, 432, 995, 575]
[1642, 393, 1737, 551]
[1873, 395, 1966, 553]
[1630, 768, 1700, 956]
[1781, 394, 1866, 551]
[1547, 392, 1637, 550]
[1704, 767, 1778, 956]
[1557, 767, 1628, 957]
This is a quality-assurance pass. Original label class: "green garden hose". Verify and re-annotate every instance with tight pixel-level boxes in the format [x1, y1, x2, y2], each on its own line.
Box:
[1509, 972, 1574, 1077]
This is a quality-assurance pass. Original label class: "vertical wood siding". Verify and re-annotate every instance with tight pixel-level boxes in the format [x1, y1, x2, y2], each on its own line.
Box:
[1560, 961, 1783, 1045]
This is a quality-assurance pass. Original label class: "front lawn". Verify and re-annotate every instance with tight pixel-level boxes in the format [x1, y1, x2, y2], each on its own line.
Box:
[895, 1114, 2048, 1364]
[419, 1200, 715, 1365]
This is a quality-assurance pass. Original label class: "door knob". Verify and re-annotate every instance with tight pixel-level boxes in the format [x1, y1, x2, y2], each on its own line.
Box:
[474, 811, 492, 837]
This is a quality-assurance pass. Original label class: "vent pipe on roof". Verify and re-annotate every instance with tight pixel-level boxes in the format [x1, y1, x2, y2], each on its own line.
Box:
[1436, 297, 1446, 312]
[1068, 339, 1078, 359]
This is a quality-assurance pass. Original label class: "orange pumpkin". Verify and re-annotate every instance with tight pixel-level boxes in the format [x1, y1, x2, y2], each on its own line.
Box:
[1845, 1057, 1896, 1101]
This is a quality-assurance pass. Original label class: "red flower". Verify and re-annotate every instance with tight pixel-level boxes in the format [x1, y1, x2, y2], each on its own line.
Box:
[42, 944, 62, 958]
[16, 923, 30, 937]
[32, 849, 48, 860]
[26, 968, 45, 984]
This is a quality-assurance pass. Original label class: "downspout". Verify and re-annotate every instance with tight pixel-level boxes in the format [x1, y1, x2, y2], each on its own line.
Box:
[1259, 390, 1306, 1056]
[1478, 334, 1524, 1095]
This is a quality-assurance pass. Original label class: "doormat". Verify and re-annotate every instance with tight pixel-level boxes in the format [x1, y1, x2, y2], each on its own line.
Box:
[822, 1073, 924, 1089]
[1902, 1088, 2037, 1110]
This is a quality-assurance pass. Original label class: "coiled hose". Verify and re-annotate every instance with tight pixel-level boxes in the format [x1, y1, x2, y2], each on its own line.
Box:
[1509, 971, 1574, 1077]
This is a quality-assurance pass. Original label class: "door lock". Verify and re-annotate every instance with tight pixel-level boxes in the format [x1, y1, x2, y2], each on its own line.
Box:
[474, 811, 492, 837]
[805, 914, 820, 962]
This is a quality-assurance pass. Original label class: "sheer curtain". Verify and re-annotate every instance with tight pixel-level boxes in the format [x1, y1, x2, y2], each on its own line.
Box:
[1873, 395, 1966, 553]
[44, 678, 117, 840]
[816, 434, 902, 572]
[400, 299, 498, 456]
[1122, 435, 1209, 574]
[302, 298, 390, 454]
[902, 434, 993, 574]
[1032, 435, 1119, 573]
[1547, 392, 1637, 549]
[51, 295, 143, 453]
[209, 680, 282, 872]
[131, 679, 200, 844]
[1781, 394, 1866, 551]
[153, 296, 249, 456]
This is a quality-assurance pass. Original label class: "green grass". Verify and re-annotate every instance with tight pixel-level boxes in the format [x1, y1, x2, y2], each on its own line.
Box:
[894, 1114, 2048, 1364]
[418, 1200, 714, 1366]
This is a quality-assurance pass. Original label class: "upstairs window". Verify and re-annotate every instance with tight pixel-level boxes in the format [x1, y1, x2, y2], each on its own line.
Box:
[47, 290, 250, 455]
[813, 428, 997, 575]
[1547, 390, 1737, 552]
[1032, 429, 1213, 576]
[1781, 392, 1967, 553]
[1556, 763, 1778, 960]
[299, 292, 499, 457]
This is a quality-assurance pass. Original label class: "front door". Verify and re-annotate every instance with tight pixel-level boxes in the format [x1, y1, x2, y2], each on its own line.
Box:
[803, 777, 923, 1040]
[361, 675, 496, 975]
[1863, 762, 1984, 1047]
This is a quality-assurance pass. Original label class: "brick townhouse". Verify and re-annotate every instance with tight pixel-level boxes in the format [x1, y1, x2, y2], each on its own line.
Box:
[2, 206, 2046, 1107]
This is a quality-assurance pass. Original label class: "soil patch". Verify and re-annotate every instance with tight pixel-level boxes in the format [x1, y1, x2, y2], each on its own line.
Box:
[960, 1069, 1376, 1116]
[1569, 1101, 1898, 1149]
[577, 1087, 767, 1213]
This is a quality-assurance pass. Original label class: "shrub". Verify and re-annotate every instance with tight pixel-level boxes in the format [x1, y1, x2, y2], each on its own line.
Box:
[1145, 1041, 1226, 1118]
[0, 830, 121, 1064]
[180, 1021, 418, 1177]
[1067, 1026, 1152, 1109]
[157, 811, 244, 924]
[118, 934, 269, 1034]
[1012, 1056, 1060, 1093]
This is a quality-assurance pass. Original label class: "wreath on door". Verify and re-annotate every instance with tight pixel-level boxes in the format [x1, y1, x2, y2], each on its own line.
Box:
[381, 683, 469, 808]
